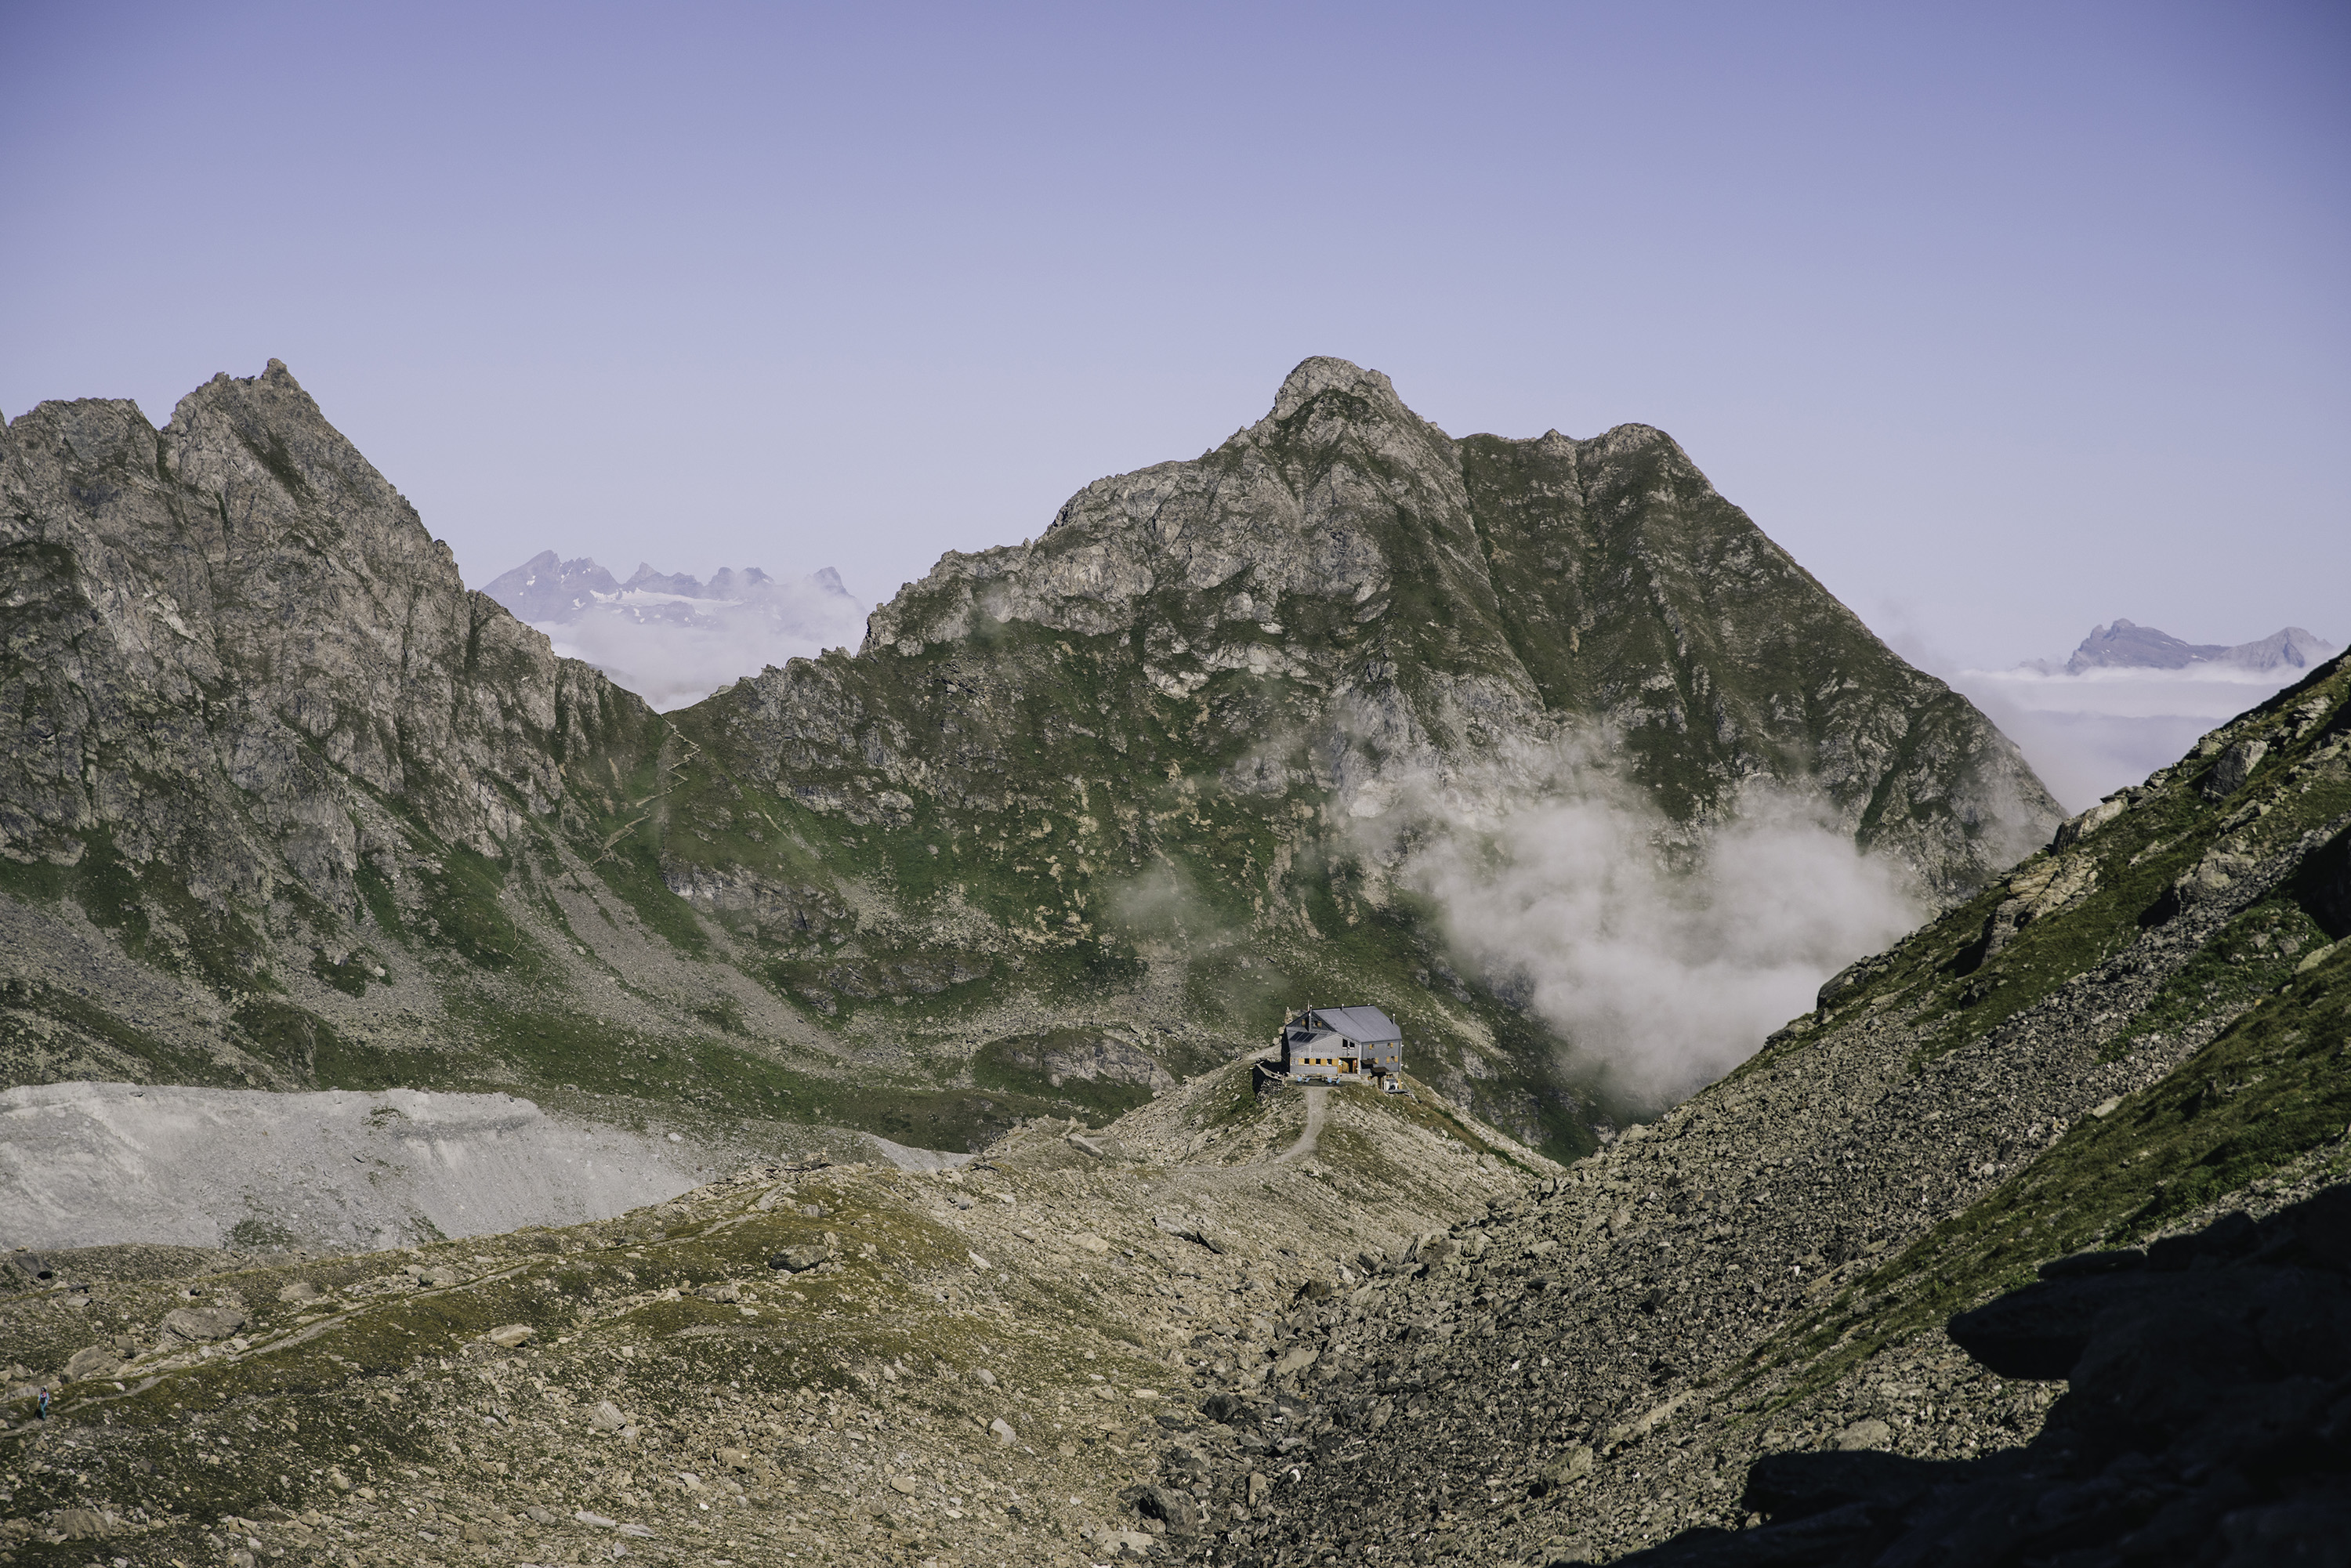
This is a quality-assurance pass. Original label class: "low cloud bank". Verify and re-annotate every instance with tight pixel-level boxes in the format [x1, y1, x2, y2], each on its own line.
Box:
[482, 553, 869, 711]
[542, 585, 867, 711]
[1949, 663, 2315, 812]
[1354, 745, 1923, 1108]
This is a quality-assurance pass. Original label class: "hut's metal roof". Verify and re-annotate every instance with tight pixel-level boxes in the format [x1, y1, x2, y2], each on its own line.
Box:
[1306, 1005, 1402, 1045]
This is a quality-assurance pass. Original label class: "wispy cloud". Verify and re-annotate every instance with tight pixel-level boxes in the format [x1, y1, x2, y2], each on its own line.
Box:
[1348, 740, 1924, 1108]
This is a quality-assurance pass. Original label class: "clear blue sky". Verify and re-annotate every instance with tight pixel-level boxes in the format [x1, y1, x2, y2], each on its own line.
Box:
[5, 1, 2344, 668]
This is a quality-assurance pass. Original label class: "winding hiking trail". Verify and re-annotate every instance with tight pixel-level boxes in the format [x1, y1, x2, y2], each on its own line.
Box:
[1138, 1083, 1329, 1211]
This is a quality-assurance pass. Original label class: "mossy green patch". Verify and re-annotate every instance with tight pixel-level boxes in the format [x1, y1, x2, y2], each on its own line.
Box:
[230, 997, 340, 1081]
[412, 846, 530, 971]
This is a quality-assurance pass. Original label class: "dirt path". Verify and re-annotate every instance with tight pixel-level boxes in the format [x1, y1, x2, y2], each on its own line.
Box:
[1145, 1082, 1328, 1205]
[1274, 1085, 1327, 1164]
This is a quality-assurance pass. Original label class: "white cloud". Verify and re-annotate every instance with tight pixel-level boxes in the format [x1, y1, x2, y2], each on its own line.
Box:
[1351, 742, 1924, 1109]
[538, 578, 868, 711]
[1947, 664, 2306, 812]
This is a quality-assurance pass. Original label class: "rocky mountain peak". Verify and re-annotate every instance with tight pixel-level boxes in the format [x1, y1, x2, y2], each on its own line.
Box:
[3, 356, 2059, 1171]
[826, 360, 2051, 902]
[1266, 354, 1414, 425]
[2, 356, 645, 945]
[2052, 618, 2338, 675]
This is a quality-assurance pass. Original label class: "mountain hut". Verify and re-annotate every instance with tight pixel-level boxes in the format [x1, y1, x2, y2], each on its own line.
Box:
[1278, 1005, 1404, 1084]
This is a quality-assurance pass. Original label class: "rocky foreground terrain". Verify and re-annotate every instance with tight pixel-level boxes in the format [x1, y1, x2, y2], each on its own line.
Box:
[0, 1056, 1551, 1566]
[4, 646, 2346, 1565]
[0, 357, 2058, 1169]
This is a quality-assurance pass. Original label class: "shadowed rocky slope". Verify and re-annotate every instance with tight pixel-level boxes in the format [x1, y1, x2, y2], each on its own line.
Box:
[1618, 1189, 2351, 1565]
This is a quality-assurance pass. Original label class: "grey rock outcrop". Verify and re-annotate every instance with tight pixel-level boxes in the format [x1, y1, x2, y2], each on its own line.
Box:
[158, 1302, 245, 1342]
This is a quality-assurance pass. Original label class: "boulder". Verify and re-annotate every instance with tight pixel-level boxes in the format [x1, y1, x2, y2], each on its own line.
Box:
[49, 1510, 107, 1541]
[1271, 1345, 1320, 1380]
[1831, 1418, 1891, 1451]
[767, 1245, 831, 1273]
[159, 1305, 246, 1343]
[1537, 1444, 1596, 1490]
[62, 1345, 123, 1382]
[2201, 737, 2268, 798]
[1122, 1483, 1202, 1534]
[1201, 1392, 1248, 1424]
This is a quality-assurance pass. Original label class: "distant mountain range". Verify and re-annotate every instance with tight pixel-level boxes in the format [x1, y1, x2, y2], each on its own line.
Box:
[2026, 618, 2335, 676]
[482, 552, 857, 628]
[479, 550, 866, 709]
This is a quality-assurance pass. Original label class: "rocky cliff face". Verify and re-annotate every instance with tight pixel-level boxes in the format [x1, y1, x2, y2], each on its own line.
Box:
[0, 364, 759, 1114]
[0, 357, 2058, 1167]
[736, 358, 2045, 891]
[0, 361, 632, 885]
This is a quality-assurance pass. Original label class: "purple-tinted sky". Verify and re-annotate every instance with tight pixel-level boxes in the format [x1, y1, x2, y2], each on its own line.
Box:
[5, 1, 2345, 669]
